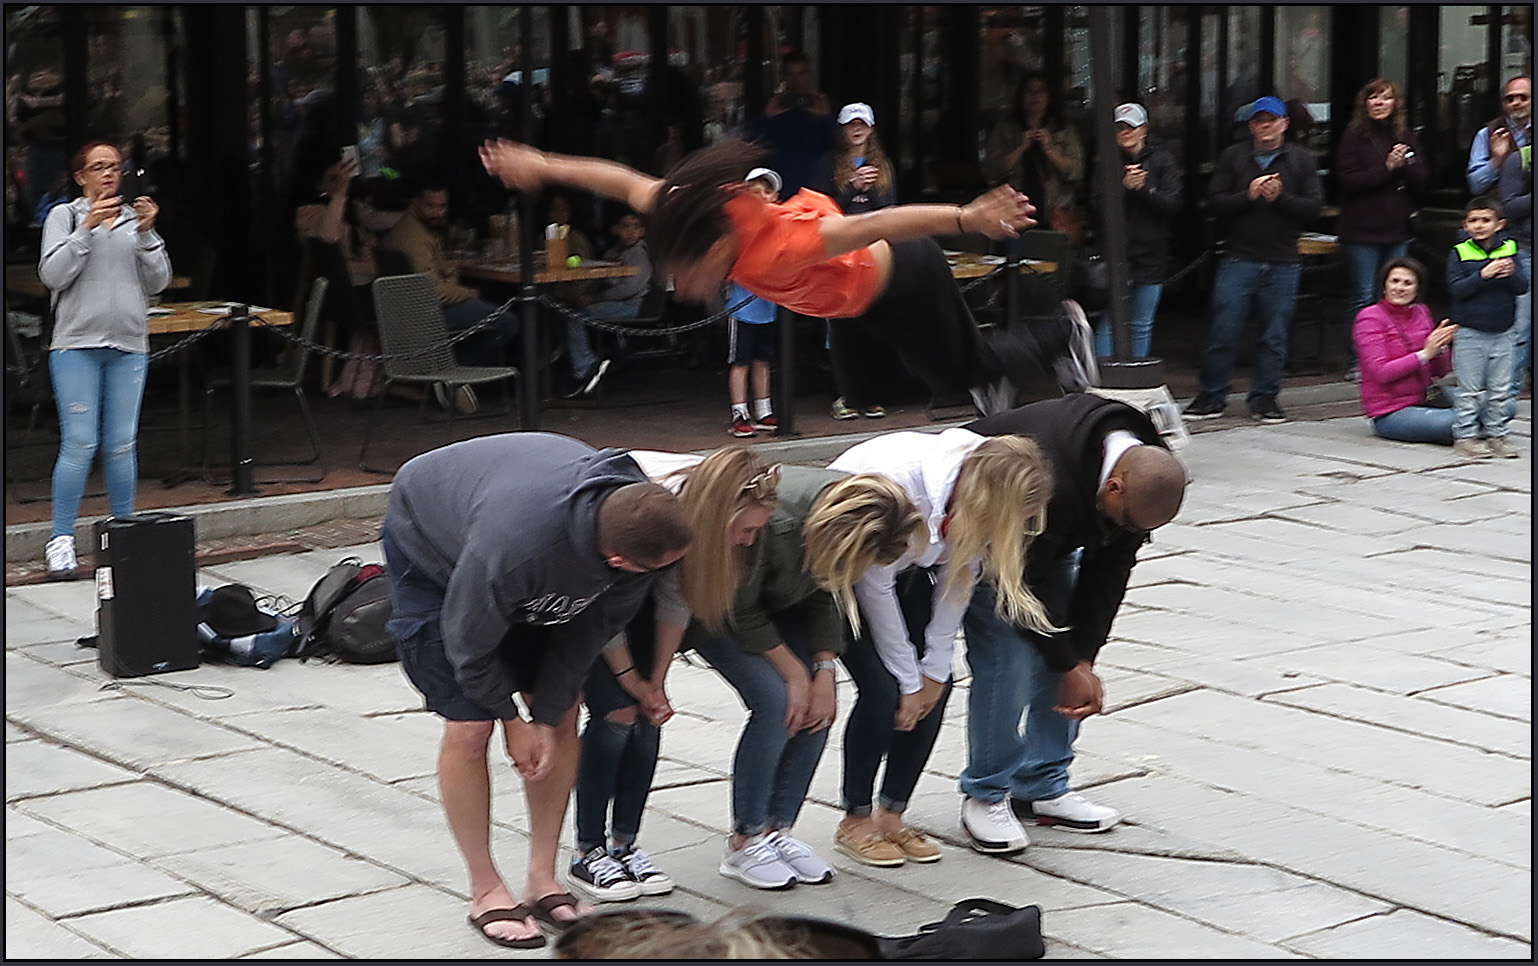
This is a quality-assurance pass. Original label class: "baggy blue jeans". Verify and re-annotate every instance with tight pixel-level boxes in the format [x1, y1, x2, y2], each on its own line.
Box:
[1199, 257, 1301, 401]
[693, 610, 827, 838]
[48, 347, 149, 538]
[959, 557, 1079, 804]
[1451, 326, 1516, 440]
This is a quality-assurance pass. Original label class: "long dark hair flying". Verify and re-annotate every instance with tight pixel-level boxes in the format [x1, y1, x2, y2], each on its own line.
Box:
[648, 138, 769, 272]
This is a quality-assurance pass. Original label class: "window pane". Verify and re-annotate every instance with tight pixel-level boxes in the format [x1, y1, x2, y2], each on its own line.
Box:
[1500, 5, 1533, 82]
[1226, 6, 1262, 113]
[1136, 6, 1189, 166]
[6, 5, 68, 227]
[979, 4, 1046, 139]
[1274, 5, 1331, 151]
[1379, 7, 1411, 88]
[271, 6, 338, 198]
[1438, 5, 1493, 164]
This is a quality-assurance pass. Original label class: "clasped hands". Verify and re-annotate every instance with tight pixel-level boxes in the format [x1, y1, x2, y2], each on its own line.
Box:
[1247, 173, 1283, 202]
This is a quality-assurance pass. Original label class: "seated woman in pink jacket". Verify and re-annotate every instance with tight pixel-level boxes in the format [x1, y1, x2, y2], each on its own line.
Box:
[1353, 257, 1459, 444]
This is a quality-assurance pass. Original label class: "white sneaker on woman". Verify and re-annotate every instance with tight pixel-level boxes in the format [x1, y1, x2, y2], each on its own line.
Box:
[45, 535, 78, 579]
[719, 834, 798, 890]
[766, 830, 835, 884]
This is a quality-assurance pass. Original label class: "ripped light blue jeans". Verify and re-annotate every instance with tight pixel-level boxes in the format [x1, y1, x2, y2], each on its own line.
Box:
[49, 347, 149, 538]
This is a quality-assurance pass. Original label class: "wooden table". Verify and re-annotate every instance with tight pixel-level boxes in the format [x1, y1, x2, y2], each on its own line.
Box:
[6, 264, 193, 300]
[149, 302, 293, 488]
[1298, 233, 1340, 257]
[456, 258, 640, 287]
[948, 256, 1059, 280]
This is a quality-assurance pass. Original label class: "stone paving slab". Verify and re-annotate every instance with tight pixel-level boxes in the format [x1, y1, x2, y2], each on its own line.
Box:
[6, 411, 1528, 958]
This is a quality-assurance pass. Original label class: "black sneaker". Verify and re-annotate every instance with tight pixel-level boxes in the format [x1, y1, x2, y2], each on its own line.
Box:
[612, 846, 675, 896]
[569, 846, 642, 902]
[1248, 395, 1286, 424]
[1182, 392, 1226, 420]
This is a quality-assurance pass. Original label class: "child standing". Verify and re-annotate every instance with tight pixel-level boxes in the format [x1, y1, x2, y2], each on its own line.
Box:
[1446, 196, 1529, 459]
[726, 168, 785, 437]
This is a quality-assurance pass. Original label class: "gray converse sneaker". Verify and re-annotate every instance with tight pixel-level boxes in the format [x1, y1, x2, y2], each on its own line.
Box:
[719, 834, 797, 890]
[766, 830, 834, 884]
[44, 535, 78, 579]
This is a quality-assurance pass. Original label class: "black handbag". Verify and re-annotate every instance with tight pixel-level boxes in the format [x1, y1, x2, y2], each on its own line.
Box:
[879, 897, 1046, 960]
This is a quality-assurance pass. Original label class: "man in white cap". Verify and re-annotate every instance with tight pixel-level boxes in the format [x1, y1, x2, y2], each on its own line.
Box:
[1183, 95, 1321, 424]
[1093, 103, 1183, 359]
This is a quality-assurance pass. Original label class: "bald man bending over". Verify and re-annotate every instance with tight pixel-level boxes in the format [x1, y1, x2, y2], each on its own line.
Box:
[956, 394, 1188, 854]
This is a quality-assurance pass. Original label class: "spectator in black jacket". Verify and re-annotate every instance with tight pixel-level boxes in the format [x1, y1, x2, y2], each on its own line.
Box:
[1334, 79, 1430, 378]
[1092, 103, 1183, 360]
[1184, 96, 1322, 424]
[956, 394, 1187, 853]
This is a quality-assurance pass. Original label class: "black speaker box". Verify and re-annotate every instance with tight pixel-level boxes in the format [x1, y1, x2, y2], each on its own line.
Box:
[93, 513, 200, 677]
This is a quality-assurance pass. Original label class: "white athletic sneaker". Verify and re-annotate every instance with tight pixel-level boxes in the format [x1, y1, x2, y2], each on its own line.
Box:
[613, 846, 674, 896]
[44, 535, 78, 578]
[1019, 791, 1121, 833]
[766, 830, 834, 884]
[719, 834, 798, 890]
[960, 796, 1029, 854]
[1054, 299, 1099, 393]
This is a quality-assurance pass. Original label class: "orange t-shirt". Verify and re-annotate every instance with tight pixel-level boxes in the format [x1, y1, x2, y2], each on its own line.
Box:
[724, 189, 883, 318]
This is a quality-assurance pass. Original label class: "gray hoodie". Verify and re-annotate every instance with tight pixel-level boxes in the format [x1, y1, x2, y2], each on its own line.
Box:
[39, 197, 172, 353]
[386, 432, 663, 724]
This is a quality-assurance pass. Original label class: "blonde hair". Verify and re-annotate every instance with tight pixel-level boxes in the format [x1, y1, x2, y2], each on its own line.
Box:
[943, 436, 1060, 634]
[802, 473, 926, 634]
[832, 125, 895, 196]
[670, 446, 779, 633]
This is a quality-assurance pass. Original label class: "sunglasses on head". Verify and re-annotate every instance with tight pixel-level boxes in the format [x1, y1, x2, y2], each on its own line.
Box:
[742, 463, 781, 500]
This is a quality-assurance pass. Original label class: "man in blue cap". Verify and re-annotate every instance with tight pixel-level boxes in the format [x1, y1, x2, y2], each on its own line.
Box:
[1184, 96, 1322, 424]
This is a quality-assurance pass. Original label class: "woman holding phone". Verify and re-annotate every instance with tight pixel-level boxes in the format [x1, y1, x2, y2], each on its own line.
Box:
[38, 140, 171, 579]
[815, 102, 900, 420]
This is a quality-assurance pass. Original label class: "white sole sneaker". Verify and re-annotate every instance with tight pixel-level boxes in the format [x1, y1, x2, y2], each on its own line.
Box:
[718, 860, 796, 890]
[960, 798, 1029, 854]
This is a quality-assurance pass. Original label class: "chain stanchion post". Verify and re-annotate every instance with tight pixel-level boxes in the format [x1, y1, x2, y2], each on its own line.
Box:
[227, 304, 257, 495]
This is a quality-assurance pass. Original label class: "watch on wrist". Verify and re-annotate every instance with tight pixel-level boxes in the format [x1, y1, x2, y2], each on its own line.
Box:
[812, 659, 838, 676]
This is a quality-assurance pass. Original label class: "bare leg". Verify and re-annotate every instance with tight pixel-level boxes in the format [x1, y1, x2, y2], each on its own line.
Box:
[524, 703, 594, 921]
[728, 364, 749, 408]
[751, 360, 772, 406]
[440, 720, 539, 943]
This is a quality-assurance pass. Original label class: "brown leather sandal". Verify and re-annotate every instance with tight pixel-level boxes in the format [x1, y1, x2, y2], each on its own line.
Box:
[467, 906, 546, 949]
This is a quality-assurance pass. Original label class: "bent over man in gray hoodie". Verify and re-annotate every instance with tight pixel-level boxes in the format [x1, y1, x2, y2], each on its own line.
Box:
[382, 432, 691, 948]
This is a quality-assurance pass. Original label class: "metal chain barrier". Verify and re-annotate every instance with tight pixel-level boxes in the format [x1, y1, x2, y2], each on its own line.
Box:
[249, 295, 521, 361]
[6, 317, 230, 375]
[535, 293, 751, 337]
[1159, 248, 1213, 288]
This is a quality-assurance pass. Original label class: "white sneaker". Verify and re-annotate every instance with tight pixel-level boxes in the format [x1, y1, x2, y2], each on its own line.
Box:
[960, 796, 1029, 854]
[1020, 791, 1122, 833]
[719, 834, 798, 890]
[1054, 299, 1099, 393]
[766, 830, 834, 885]
[45, 535, 78, 578]
[613, 846, 674, 896]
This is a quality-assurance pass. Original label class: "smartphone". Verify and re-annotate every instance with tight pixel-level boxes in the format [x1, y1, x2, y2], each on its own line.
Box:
[852, 156, 866, 169]
[340, 144, 359, 166]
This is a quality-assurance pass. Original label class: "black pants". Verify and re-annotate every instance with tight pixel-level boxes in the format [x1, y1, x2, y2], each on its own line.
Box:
[840, 238, 1066, 403]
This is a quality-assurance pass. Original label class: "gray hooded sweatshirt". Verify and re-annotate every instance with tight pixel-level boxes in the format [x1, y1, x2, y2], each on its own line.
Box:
[39, 197, 172, 353]
[386, 432, 663, 725]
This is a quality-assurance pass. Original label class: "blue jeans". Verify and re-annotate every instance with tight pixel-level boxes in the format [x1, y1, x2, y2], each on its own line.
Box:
[839, 567, 953, 816]
[1200, 258, 1301, 401]
[693, 612, 828, 837]
[570, 300, 639, 379]
[1342, 241, 1409, 365]
[575, 597, 660, 851]
[48, 348, 149, 538]
[1513, 248, 1531, 382]
[1370, 398, 1517, 445]
[1452, 326, 1516, 440]
[443, 297, 518, 367]
[1093, 283, 1164, 359]
[960, 560, 1078, 804]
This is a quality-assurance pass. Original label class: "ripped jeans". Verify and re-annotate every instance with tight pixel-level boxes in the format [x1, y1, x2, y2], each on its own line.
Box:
[574, 597, 661, 852]
[48, 347, 149, 538]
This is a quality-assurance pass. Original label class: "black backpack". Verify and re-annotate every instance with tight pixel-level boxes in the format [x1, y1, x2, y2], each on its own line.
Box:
[879, 897, 1045, 960]
[295, 557, 398, 664]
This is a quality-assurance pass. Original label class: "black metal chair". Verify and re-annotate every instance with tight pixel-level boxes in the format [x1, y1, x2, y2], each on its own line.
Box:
[359, 272, 520, 473]
[200, 277, 328, 484]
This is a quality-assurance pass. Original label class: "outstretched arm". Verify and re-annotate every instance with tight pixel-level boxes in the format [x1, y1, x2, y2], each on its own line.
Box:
[817, 184, 1037, 258]
[480, 139, 663, 214]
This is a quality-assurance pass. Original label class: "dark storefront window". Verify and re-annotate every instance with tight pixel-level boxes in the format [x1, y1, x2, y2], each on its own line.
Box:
[1274, 5, 1332, 154]
[268, 5, 338, 198]
[1379, 6, 1412, 88]
[1137, 6, 1190, 166]
[354, 5, 446, 185]
[85, 7, 171, 171]
[1499, 5, 1533, 82]
[978, 4, 1047, 144]
[1439, 5, 1496, 185]
[5, 6, 68, 229]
